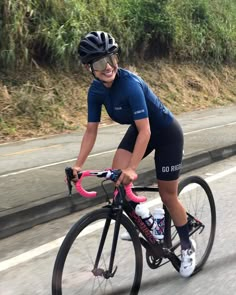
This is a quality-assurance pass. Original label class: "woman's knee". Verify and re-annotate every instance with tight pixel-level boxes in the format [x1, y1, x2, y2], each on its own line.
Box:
[158, 179, 178, 205]
[112, 148, 132, 169]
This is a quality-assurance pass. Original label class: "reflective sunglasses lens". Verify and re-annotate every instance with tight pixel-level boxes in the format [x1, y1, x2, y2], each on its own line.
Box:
[92, 54, 118, 71]
[92, 58, 107, 71]
[110, 54, 118, 65]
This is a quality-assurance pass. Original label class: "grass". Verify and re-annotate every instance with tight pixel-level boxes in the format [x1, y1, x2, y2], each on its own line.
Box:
[0, 60, 236, 142]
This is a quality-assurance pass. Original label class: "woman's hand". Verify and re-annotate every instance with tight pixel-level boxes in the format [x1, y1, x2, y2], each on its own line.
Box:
[72, 165, 81, 182]
[116, 168, 137, 186]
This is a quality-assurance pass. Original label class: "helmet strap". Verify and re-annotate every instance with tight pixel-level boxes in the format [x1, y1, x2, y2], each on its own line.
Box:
[89, 64, 108, 83]
[86, 64, 101, 81]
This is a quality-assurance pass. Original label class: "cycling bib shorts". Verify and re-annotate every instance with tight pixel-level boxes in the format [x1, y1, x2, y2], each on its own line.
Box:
[118, 118, 184, 181]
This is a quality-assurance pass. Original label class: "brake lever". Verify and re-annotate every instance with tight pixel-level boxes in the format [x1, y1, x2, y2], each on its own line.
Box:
[65, 167, 74, 196]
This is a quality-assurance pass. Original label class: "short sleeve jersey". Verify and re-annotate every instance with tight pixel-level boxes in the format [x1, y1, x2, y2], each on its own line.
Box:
[87, 68, 173, 130]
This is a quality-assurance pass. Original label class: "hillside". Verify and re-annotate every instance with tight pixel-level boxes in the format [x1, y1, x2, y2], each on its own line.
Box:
[0, 60, 236, 143]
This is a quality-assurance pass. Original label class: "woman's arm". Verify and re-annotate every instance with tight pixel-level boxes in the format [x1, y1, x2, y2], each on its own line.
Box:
[116, 118, 151, 185]
[73, 122, 99, 176]
[129, 117, 151, 170]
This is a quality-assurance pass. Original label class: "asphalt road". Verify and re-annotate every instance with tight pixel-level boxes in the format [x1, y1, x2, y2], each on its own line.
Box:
[0, 156, 236, 295]
[0, 105, 236, 239]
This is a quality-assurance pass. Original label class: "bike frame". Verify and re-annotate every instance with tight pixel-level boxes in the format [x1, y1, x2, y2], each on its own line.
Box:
[92, 185, 183, 277]
[65, 168, 204, 277]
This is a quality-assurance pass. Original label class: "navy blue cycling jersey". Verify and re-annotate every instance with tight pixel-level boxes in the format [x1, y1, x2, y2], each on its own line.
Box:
[87, 68, 173, 129]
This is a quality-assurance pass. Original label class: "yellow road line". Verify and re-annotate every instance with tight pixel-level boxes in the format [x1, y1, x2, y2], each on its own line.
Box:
[0, 144, 62, 157]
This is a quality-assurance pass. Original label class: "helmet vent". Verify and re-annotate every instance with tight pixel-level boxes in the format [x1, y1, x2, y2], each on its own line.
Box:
[78, 31, 119, 64]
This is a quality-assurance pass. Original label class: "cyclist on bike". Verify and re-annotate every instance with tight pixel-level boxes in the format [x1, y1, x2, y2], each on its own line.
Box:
[73, 31, 196, 278]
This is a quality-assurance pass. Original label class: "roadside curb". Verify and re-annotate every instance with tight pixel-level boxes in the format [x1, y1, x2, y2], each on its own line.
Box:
[1, 143, 236, 239]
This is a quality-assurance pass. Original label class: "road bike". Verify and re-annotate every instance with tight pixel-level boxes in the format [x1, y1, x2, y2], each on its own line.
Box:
[52, 168, 216, 295]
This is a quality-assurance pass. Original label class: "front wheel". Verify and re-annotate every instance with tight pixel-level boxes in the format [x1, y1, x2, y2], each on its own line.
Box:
[52, 207, 143, 295]
[170, 176, 216, 274]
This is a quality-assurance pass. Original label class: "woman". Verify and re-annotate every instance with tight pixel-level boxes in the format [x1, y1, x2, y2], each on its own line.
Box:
[73, 31, 196, 277]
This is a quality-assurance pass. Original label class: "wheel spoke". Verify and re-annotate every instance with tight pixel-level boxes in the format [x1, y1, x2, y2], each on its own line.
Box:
[175, 176, 216, 273]
[52, 208, 142, 295]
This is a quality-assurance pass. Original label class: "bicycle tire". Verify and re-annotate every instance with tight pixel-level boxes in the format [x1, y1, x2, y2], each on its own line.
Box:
[171, 175, 216, 274]
[52, 207, 143, 295]
[132, 176, 216, 275]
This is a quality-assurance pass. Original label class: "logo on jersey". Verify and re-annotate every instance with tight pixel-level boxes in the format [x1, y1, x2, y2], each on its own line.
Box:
[134, 109, 145, 115]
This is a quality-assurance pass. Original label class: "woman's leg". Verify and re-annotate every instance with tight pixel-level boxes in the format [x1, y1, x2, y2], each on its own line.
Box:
[158, 178, 196, 277]
[154, 120, 196, 277]
[157, 179, 187, 227]
[158, 178, 191, 250]
[113, 124, 153, 170]
[112, 148, 132, 169]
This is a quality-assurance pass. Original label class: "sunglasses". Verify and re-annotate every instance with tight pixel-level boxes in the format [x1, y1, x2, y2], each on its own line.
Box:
[91, 54, 118, 71]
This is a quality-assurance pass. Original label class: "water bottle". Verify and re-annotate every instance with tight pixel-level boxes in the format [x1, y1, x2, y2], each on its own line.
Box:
[135, 204, 155, 230]
[152, 208, 165, 240]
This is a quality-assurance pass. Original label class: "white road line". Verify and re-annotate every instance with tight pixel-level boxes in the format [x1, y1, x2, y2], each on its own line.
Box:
[0, 238, 64, 272]
[0, 165, 236, 272]
[1, 122, 235, 178]
[0, 149, 116, 178]
[0, 124, 118, 146]
[204, 166, 236, 183]
[0, 220, 107, 272]
[0, 198, 159, 273]
[184, 122, 236, 135]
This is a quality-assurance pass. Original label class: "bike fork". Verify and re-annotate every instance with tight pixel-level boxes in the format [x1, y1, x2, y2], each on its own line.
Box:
[92, 208, 122, 279]
[106, 208, 123, 278]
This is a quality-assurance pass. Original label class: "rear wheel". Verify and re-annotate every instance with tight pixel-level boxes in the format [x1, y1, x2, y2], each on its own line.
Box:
[52, 207, 143, 295]
[170, 176, 216, 274]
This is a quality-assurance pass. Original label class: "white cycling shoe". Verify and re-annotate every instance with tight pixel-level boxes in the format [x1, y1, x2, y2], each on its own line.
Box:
[121, 233, 196, 278]
[120, 230, 140, 241]
[120, 231, 132, 241]
[180, 239, 196, 278]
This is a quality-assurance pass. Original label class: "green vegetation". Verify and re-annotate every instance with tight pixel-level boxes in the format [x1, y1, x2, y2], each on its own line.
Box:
[0, 0, 236, 142]
[0, 0, 235, 68]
